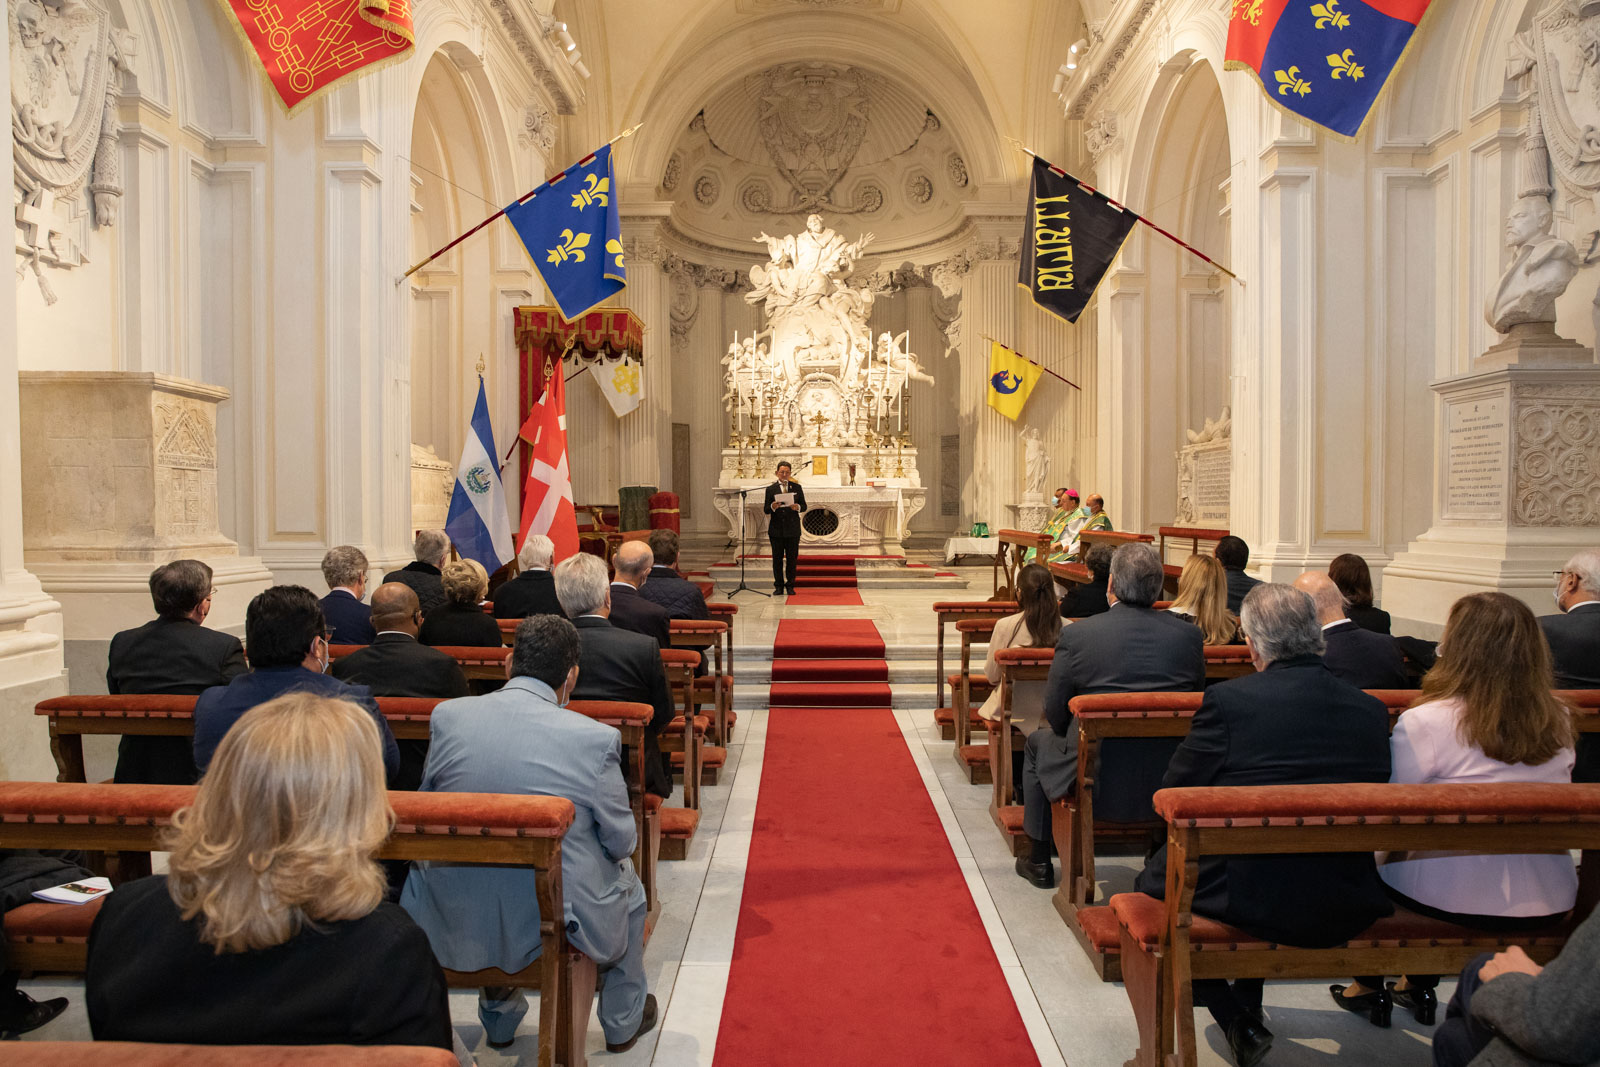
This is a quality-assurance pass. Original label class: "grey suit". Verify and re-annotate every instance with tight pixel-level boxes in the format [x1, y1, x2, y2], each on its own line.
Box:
[399, 676, 647, 1046]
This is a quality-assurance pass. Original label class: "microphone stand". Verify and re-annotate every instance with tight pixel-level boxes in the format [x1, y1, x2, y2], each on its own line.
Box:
[728, 484, 770, 599]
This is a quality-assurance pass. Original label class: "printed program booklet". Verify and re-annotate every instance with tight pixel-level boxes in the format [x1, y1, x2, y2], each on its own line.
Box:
[32, 877, 112, 905]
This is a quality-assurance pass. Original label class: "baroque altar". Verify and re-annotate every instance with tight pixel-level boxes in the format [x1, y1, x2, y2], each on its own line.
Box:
[714, 215, 932, 552]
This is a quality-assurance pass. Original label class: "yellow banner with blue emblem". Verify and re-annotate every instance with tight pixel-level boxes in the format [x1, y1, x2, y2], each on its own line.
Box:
[987, 341, 1043, 421]
[505, 144, 627, 321]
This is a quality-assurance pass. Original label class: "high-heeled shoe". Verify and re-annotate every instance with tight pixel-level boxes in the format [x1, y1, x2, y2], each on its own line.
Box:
[1328, 984, 1392, 1027]
[1388, 983, 1437, 1026]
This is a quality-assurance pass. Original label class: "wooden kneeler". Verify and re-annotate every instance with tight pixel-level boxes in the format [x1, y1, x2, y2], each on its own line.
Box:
[986, 648, 1054, 858]
[932, 601, 1015, 740]
[952, 618, 999, 784]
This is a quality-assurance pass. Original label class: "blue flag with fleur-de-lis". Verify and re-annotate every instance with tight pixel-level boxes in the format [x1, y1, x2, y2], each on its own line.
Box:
[504, 144, 627, 321]
[1225, 0, 1432, 140]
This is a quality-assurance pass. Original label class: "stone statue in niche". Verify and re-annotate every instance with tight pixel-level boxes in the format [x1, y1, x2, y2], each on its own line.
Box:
[1485, 196, 1581, 334]
[11, 0, 132, 302]
[1020, 425, 1048, 503]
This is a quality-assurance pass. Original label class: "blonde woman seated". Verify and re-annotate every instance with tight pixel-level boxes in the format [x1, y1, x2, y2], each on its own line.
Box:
[85, 693, 452, 1050]
[1333, 593, 1577, 1030]
[981, 563, 1061, 804]
[1167, 554, 1242, 645]
[418, 558, 503, 648]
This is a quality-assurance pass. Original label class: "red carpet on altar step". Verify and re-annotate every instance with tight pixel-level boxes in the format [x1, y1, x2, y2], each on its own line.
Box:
[771, 619, 884, 658]
[716, 619, 1039, 1064]
[784, 588, 864, 605]
[771, 658, 888, 682]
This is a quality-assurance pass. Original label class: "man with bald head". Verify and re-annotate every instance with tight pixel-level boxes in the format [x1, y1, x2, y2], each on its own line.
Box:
[607, 541, 672, 649]
[1292, 570, 1409, 690]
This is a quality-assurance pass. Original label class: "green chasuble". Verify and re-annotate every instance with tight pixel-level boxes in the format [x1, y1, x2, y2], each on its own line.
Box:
[1052, 510, 1111, 565]
[1025, 507, 1072, 562]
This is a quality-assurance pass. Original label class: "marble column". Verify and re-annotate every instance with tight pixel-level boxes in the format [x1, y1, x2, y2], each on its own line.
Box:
[0, 16, 68, 782]
[956, 217, 1023, 531]
[617, 216, 671, 490]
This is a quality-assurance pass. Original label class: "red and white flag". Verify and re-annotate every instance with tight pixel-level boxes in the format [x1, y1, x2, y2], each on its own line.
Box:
[517, 369, 580, 562]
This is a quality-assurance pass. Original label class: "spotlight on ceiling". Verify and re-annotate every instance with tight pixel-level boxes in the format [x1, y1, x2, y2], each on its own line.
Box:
[1069, 38, 1087, 54]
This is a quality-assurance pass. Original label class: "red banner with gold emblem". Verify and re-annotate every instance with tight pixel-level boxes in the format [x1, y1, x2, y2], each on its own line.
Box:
[218, 0, 415, 117]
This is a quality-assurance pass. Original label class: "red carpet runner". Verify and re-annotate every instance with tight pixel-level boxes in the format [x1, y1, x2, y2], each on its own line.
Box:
[713, 619, 1040, 1065]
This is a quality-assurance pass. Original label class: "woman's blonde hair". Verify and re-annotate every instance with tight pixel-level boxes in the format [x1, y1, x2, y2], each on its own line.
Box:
[1170, 554, 1237, 646]
[164, 693, 392, 954]
[1418, 592, 1575, 766]
[441, 557, 489, 606]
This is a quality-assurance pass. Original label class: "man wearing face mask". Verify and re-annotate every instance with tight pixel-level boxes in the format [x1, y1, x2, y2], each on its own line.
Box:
[192, 585, 398, 784]
[1541, 549, 1600, 781]
[400, 614, 656, 1054]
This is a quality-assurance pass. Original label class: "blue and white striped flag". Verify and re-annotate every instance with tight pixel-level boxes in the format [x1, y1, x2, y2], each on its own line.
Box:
[445, 379, 514, 574]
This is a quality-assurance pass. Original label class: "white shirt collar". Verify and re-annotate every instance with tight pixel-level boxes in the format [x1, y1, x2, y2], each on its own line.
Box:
[1320, 619, 1350, 631]
[374, 630, 415, 639]
[1568, 600, 1600, 612]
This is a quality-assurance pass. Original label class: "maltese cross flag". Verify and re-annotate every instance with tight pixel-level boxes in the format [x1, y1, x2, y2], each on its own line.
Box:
[517, 367, 580, 563]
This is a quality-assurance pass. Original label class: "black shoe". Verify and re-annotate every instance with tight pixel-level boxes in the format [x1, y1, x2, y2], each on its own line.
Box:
[606, 993, 659, 1053]
[0, 990, 69, 1038]
[1014, 854, 1054, 888]
[1329, 984, 1392, 1027]
[787, 586, 798, 595]
[1389, 983, 1437, 1025]
[1224, 1016, 1273, 1067]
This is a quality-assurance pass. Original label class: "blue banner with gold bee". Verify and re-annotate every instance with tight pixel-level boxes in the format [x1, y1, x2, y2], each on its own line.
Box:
[1225, 0, 1433, 140]
[505, 144, 627, 321]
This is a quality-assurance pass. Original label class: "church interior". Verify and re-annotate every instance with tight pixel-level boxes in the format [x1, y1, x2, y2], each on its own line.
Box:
[4, 0, 1600, 1064]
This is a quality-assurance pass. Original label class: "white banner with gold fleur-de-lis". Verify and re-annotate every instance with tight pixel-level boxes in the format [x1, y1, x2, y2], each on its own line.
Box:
[592, 355, 645, 418]
[504, 143, 627, 320]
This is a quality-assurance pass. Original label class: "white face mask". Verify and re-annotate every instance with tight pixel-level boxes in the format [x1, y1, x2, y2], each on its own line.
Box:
[317, 637, 330, 674]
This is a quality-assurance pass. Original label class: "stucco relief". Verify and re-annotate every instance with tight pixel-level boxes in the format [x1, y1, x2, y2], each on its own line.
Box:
[1514, 384, 1600, 526]
[1085, 110, 1120, 163]
[154, 401, 217, 470]
[519, 103, 556, 155]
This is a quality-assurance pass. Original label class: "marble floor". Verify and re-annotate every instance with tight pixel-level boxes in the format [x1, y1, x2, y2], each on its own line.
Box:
[15, 571, 1450, 1065]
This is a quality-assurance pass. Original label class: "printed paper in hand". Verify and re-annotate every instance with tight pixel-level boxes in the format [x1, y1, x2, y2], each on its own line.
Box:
[774, 493, 796, 508]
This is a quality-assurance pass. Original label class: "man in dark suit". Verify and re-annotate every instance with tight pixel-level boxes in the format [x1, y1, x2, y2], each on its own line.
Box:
[106, 560, 247, 784]
[555, 553, 675, 798]
[382, 529, 450, 616]
[491, 534, 565, 620]
[1018, 543, 1205, 889]
[608, 542, 671, 650]
[1134, 583, 1393, 1066]
[1543, 550, 1600, 782]
[332, 583, 469, 790]
[1059, 544, 1112, 619]
[1293, 571, 1409, 689]
[638, 530, 710, 622]
[1215, 535, 1261, 615]
[318, 545, 375, 644]
[194, 585, 399, 784]
[762, 461, 806, 596]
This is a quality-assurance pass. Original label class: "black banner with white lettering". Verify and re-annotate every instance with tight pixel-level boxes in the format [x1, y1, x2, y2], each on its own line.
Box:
[1018, 157, 1137, 324]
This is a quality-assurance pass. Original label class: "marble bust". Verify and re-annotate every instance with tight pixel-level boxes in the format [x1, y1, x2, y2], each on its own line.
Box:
[1484, 196, 1580, 334]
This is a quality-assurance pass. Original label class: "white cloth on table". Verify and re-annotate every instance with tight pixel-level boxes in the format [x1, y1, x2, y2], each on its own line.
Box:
[944, 536, 998, 563]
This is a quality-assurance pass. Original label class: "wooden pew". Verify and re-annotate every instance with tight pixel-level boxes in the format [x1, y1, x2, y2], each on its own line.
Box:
[993, 529, 1049, 599]
[19, 1044, 459, 1066]
[565, 699, 657, 929]
[932, 601, 1015, 740]
[1079, 530, 1154, 551]
[658, 649, 708, 861]
[986, 647, 1055, 857]
[0, 782, 586, 1067]
[1156, 525, 1228, 585]
[1111, 782, 1600, 1067]
[952, 618, 999, 783]
[1203, 644, 1254, 681]
[329, 643, 511, 684]
[670, 618, 733, 745]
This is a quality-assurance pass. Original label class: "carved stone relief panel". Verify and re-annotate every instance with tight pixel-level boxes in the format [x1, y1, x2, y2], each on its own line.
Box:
[1513, 382, 1600, 526]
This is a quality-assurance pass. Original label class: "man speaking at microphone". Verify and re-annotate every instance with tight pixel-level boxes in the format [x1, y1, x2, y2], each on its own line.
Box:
[762, 461, 807, 596]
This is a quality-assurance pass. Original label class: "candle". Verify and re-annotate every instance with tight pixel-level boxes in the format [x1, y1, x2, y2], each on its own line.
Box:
[897, 384, 903, 431]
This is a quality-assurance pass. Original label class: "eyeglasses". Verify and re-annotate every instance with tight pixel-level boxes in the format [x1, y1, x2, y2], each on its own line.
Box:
[1553, 570, 1571, 581]
[320, 629, 335, 641]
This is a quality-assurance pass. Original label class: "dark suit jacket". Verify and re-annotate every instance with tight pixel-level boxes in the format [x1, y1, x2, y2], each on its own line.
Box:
[330, 633, 469, 700]
[638, 566, 710, 621]
[1541, 603, 1600, 783]
[608, 583, 671, 650]
[491, 568, 565, 620]
[106, 617, 247, 784]
[1042, 603, 1206, 821]
[570, 616, 674, 798]
[417, 602, 503, 648]
[762, 480, 807, 540]
[1322, 620, 1410, 690]
[1346, 604, 1392, 635]
[193, 667, 399, 784]
[1224, 568, 1261, 615]
[1060, 577, 1109, 619]
[1135, 655, 1394, 946]
[382, 561, 446, 616]
[320, 590, 375, 645]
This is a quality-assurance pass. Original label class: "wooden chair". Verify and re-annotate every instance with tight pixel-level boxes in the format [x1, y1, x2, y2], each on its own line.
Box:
[986, 647, 1055, 856]
[566, 699, 657, 929]
[670, 618, 733, 745]
[932, 601, 1016, 741]
[0, 782, 585, 1067]
[993, 530, 1050, 598]
[1111, 782, 1600, 1067]
[657, 649, 708, 861]
[952, 618, 999, 783]
[708, 602, 738, 713]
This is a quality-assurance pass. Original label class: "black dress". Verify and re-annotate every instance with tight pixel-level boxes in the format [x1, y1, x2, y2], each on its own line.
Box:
[87, 875, 452, 1049]
[418, 601, 503, 647]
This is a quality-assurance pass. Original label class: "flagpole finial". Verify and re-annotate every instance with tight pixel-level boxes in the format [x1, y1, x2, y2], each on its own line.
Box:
[476, 353, 486, 377]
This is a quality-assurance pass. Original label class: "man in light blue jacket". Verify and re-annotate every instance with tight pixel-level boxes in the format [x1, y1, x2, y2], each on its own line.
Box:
[400, 615, 655, 1052]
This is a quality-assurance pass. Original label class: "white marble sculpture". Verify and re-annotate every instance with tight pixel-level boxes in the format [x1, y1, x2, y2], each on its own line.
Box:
[727, 214, 934, 448]
[1485, 196, 1580, 334]
[1021, 425, 1047, 502]
[1185, 405, 1232, 445]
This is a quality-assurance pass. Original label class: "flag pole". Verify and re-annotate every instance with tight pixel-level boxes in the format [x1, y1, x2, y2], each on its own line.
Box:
[983, 335, 1081, 391]
[1006, 137, 1243, 286]
[505, 336, 579, 463]
[398, 123, 645, 284]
